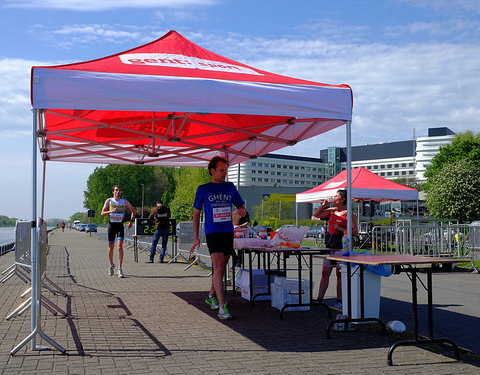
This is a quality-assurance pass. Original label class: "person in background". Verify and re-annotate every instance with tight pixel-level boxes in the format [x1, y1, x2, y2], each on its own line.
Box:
[147, 200, 171, 263]
[232, 208, 250, 268]
[101, 185, 136, 278]
[60, 221, 66, 232]
[191, 156, 246, 320]
[313, 189, 358, 309]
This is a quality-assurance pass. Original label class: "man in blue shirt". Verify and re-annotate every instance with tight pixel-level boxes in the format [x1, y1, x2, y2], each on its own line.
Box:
[191, 156, 246, 320]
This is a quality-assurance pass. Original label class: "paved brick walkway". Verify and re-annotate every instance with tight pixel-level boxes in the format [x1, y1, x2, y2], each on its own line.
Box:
[0, 229, 478, 374]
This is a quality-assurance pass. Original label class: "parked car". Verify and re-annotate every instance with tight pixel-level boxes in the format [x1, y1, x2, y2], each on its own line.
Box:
[306, 225, 325, 239]
[79, 223, 87, 232]
[86, 223, 97, 233]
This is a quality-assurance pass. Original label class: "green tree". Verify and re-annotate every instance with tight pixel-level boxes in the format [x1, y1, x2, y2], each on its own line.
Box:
[169, 167, 210, 220]
[252, 194, 294, 222]
[83, 165, 156, 222]
[0, 215, 17, 226]
[151, 166, 176, 206]
[69, 212, 87, 223]
[425, 131, 480, 182]
[392, 176, 424, 190]
[425, 159, 480, 223]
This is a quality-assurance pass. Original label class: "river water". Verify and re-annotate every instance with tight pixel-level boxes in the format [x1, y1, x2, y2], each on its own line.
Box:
[0, 227, 15, 245]
[0, 226, 55, 246]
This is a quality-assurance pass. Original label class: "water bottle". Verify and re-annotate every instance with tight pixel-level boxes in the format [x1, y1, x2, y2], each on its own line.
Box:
[342, 235, 350, 252]
[258, 229, 267, 240]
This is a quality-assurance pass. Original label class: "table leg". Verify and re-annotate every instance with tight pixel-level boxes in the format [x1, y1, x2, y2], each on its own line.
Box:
[281, 253, 303, 320]
[249, 250, 254, 306]
[387, 268, 460, 366]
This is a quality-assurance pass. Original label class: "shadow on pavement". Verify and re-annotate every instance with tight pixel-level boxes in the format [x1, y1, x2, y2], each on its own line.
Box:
[380, 296, 480, 355]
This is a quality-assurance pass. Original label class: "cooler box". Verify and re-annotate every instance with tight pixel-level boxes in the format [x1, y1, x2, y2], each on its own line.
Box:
[238, 269, 271, 301]
[271, 277, 310, 311]
[340, 264, 381, 319]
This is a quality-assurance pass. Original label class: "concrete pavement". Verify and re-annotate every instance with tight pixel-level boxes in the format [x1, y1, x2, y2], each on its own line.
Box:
[0, 228, 478, 374]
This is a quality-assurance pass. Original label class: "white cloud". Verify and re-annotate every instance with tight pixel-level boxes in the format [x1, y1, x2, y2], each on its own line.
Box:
[0, 58, 38, 137]
[154, 10, 208, 22]
[384, 19, 480, 42]
[3, 0, 217, 11]
[397, 0, 480, 15]
[2, 33, 479, 150]
[1, 26, 479, 218]
[198, 34, 479, 148]
[29, 24, 166, 49]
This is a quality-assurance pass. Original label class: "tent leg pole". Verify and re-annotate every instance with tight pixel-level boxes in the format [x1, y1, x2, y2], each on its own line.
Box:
[346, 121, 353, 249]
[11, 109, 65, 355]
[31, 109, 39, 350]
[41, 159, 47, 219]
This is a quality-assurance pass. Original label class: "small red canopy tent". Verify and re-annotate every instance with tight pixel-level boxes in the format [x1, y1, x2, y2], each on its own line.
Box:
[31, 30, 353, 166]
[296, 167, 419, 203]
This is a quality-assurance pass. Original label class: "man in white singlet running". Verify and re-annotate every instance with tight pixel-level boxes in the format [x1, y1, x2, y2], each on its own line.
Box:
[101, 185, 136, 278]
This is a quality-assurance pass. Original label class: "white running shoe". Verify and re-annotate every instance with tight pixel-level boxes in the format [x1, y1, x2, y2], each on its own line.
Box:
[108, 264, 115, 276]
[218, 304, 232, 320]
[118, 268, 125, 278]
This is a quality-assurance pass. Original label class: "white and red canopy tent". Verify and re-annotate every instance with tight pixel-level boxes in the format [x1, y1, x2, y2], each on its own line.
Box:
[22, 30, 354, 354]
[296, 167, 419, 203]
[31, 30, 353, 167]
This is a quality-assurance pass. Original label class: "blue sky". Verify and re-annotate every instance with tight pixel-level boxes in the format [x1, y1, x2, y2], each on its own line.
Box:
[1, 0, 479, 220]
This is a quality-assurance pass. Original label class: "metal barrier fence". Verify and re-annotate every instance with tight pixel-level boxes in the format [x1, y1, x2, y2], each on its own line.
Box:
[123, 221, 214, 271]
[176, 221, 212, 268]
[469, 221, 480, 272]
[124, 220, 479, 272]
[357, 223, 476, 266]
[395, 224, 471, 257]
[123, 233, 181, 264]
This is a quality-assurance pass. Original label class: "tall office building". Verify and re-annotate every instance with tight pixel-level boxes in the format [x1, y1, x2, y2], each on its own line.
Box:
[415, 127, 456, 181]
[227, 153, 327, 189]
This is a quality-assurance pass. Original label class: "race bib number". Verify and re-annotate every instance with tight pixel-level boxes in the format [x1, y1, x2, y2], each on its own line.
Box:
[110, 212, 124, 223]
[213, 207, 231, 223]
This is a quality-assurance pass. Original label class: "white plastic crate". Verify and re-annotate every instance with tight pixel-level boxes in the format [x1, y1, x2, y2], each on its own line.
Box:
[238, 269, 271, 301]
[271, 277, 310, 311]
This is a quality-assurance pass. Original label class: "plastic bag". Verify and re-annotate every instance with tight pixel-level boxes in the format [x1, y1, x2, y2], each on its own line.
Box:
[342, 250, 393, 277]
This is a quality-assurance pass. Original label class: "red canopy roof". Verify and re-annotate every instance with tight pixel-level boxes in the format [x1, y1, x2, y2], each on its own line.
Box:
[31, 30, 353, 167]
[296, 167, 419, 202]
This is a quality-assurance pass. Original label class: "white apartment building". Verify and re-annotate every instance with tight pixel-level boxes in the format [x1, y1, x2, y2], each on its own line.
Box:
[227, 154, 327, 189]
[415, 127, 456, 181]
[226, 127, 456, 219]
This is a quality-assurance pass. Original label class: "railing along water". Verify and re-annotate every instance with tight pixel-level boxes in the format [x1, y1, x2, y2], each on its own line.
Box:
[0, 242, 15, 256]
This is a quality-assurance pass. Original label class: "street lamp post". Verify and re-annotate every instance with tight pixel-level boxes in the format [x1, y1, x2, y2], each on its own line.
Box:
[141, 183, 145, 218]
[261, 193, 270, 221]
